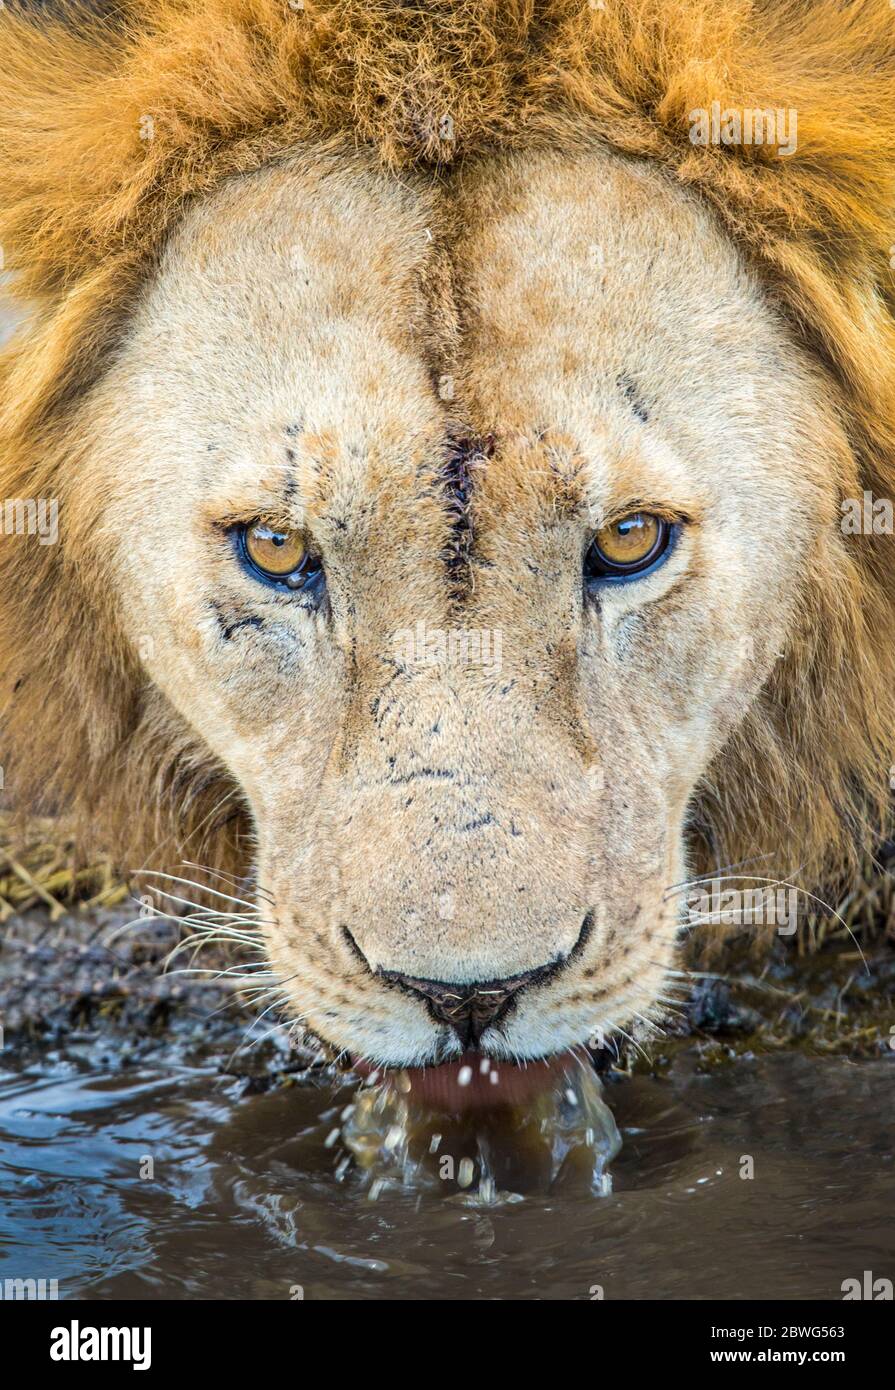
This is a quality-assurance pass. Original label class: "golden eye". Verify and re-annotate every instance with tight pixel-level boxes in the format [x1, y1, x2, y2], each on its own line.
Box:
[241, 522, 319, 588]
[585, 512, 671, 579]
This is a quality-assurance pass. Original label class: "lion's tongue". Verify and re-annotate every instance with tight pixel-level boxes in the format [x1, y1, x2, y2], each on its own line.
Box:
[354, 1052, 575, 1111]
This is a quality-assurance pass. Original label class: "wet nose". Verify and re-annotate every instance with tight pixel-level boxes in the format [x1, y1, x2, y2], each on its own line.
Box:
[382, 966, 543, 1047]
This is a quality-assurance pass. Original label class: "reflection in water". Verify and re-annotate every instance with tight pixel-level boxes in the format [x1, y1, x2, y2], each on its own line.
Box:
[0, 1048, 892, 1300]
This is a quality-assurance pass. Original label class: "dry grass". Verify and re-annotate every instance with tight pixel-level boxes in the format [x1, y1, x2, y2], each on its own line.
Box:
[0, 812, 129, 922]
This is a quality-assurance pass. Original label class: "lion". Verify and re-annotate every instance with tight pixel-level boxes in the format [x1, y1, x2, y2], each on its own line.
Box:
[1, 0, 894, 1082]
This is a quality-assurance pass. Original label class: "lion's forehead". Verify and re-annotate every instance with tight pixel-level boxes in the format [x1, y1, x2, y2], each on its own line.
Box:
[106, 142, 837, 546]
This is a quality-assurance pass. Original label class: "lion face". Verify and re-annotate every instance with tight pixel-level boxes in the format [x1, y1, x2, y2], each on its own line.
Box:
[77, 144, 845, 1068]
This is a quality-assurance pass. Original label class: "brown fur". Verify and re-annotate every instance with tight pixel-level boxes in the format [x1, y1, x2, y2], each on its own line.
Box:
[1, 2, 894, 994]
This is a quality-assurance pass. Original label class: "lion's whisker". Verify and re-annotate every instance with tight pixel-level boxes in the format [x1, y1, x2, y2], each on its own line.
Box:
[662, 852, 776, 899]
[134, 889, 270, 932]
[164, 931, 266, 969]
[178, 858, 276, 906]
[135, 868, 262, 912]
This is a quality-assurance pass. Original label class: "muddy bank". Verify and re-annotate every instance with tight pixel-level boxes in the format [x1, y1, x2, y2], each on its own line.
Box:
[0, 909, 324, 1082]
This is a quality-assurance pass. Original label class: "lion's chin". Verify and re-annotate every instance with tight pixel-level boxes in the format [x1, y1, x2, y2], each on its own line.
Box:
[352, 1050, 580, 1112]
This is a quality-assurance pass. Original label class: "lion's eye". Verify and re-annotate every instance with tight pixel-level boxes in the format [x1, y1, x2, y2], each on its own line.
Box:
[240, 522, 320, 589]
[585, 512, 672, 580]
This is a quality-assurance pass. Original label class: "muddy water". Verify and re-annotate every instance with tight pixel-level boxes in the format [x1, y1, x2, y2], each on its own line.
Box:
[1, 1046, 892, 1300]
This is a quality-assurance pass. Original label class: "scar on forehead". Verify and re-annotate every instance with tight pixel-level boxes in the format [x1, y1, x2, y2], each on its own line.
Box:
[282, 461, 300, 503]
[441, 432, 494, 589]
[618, 373, 649, 423]
[272, 423, 335, 511]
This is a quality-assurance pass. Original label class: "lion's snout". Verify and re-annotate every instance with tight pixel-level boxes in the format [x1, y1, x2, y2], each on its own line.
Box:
[253, 667, 667, 1065]
[323, 791, 597, 987]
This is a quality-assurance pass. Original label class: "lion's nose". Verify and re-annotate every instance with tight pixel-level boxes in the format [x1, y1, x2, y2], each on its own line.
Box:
[381, 967, 543, 1047]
